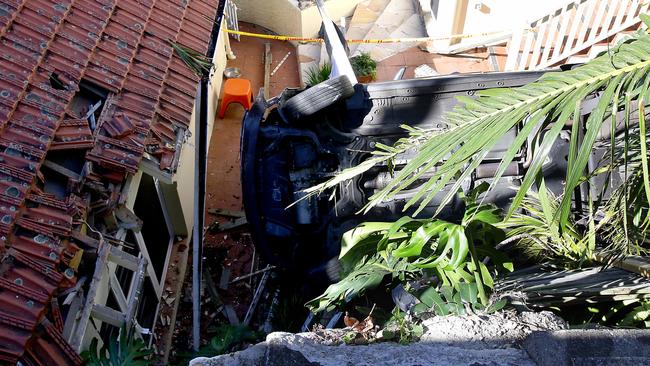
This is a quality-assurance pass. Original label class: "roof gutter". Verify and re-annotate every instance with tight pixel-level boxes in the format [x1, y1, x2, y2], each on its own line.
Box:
[193, 0, 226, 351]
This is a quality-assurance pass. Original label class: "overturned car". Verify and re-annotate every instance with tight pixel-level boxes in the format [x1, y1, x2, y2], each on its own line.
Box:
[240, 2, 632, 284]
[241, 70, 560, 281]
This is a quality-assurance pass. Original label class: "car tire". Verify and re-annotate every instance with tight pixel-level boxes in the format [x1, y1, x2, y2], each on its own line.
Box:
[281, 75, 355, 121]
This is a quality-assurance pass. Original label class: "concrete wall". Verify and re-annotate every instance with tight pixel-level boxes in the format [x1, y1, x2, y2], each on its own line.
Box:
[234, 0, 362, 38]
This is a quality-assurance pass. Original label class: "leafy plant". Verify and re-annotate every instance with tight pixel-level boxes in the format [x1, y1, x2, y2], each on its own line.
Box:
[378, 307, 424, 344]
[595, 120, 650, 260]
[207, 325, 258, 354]
[350, 52, 377, 80]
[306, 185, 511, 313]
[169, 40, 214, 77]
[412, 283, 507, 316]
[618, 299, 650, 327]
[305, 63, 332, 87]
[498, 183, 592, 264]
[82, 327, 152, 366]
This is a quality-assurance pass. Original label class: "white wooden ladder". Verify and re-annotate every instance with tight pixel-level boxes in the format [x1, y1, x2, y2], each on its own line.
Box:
[505, 0, 649, 71]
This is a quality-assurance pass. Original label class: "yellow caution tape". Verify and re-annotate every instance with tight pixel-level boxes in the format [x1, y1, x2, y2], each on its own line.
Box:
[224, 29, 323, 42]
[223, 28, 526, 44]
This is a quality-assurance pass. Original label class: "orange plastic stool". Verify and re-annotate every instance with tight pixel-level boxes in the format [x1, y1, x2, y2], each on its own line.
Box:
[218, 78, 253, 118]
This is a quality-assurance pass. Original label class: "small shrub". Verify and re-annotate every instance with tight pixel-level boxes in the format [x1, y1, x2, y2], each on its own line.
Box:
[350, 53, 377, 80]
[82, 327, 152, 366]
[305, 63, 332, 87]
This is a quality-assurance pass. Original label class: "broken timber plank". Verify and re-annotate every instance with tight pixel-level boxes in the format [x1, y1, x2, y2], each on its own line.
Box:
[108, 245, 139, 271]
[207, 208, 245, 218]
[244, 269, 271, 326]
[219, 267, 231, 290]
[91, 304, 126, 328]
[203, 267, 224, 310]
[42, 159, 81, 181]
[224, 305, 240, 325]
[230, 265, 276, 284]
[264, 43, 271, 100]
[209, 217, 248, 233]
[125, 256, 147, 328]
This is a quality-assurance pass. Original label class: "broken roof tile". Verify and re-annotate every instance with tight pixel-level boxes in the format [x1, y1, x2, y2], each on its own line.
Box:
[103, 111, 135, 138]
[52, 118, 95, 150]
[0, 0, 219, 362]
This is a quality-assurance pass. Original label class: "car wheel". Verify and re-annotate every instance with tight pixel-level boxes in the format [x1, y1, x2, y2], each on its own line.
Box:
[281, 75, 355, 121]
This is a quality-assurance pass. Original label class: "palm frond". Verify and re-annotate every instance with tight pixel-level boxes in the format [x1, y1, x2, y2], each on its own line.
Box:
[498, 184, 588, 264]
[599, 171, 650, 259]
[169, 40, 214, 77]
[304, 33, 650, 228]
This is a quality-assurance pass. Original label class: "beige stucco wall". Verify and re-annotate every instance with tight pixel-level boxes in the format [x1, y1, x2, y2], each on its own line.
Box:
[235, 0, 303, 37]
[299, 0, 362, 38]
[234, 0, 362, 38]
[174, 20, 229, 234]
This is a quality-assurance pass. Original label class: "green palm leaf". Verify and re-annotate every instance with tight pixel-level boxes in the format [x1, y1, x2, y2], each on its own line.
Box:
[303, 33, 650, 231]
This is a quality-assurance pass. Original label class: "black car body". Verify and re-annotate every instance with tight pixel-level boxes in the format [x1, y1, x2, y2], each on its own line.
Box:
[240, 71, 563, 281]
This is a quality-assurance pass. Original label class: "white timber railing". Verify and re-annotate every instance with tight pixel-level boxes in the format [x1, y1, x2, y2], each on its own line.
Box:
[505, 0, 650, 71]
[225, 0, 240, 41]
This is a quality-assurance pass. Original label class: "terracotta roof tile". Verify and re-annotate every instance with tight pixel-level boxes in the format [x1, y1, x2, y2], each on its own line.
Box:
[0, 0, 219, 363]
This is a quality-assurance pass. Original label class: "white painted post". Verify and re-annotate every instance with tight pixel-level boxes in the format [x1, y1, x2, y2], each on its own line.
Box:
[423, 0, 461, 53]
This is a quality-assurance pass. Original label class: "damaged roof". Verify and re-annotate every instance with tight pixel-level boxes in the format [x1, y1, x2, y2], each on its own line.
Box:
[0, 0, 218, 363]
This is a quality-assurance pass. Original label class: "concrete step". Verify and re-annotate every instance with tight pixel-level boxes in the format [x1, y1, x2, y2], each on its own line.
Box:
[524, 329, 650, 366]
[345, 0, 392, 55]
[365, 13, 426, 61]
[354, 0, 417, 57]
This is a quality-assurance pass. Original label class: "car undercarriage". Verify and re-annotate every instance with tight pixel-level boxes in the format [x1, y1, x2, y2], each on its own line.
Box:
[240, 70, 582, 281]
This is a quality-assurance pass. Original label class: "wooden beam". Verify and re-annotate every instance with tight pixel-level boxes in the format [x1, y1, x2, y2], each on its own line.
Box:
[158, 181, 189, 237]
[109, 272, 128, 312]
[125, 256, 147, 328]
[263, 42, 271, 100]
[91, 304, 126, 328]
[207, 208, 245, 218]
[108, 245, 139, 271]
[209, 217, 248, 233]
[138, 158, 173, 185]
[61, 290, 83, 340]
[450, 0, 469, 46]
[68, 242, 109, 351]
[42, 159, 81, 181]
